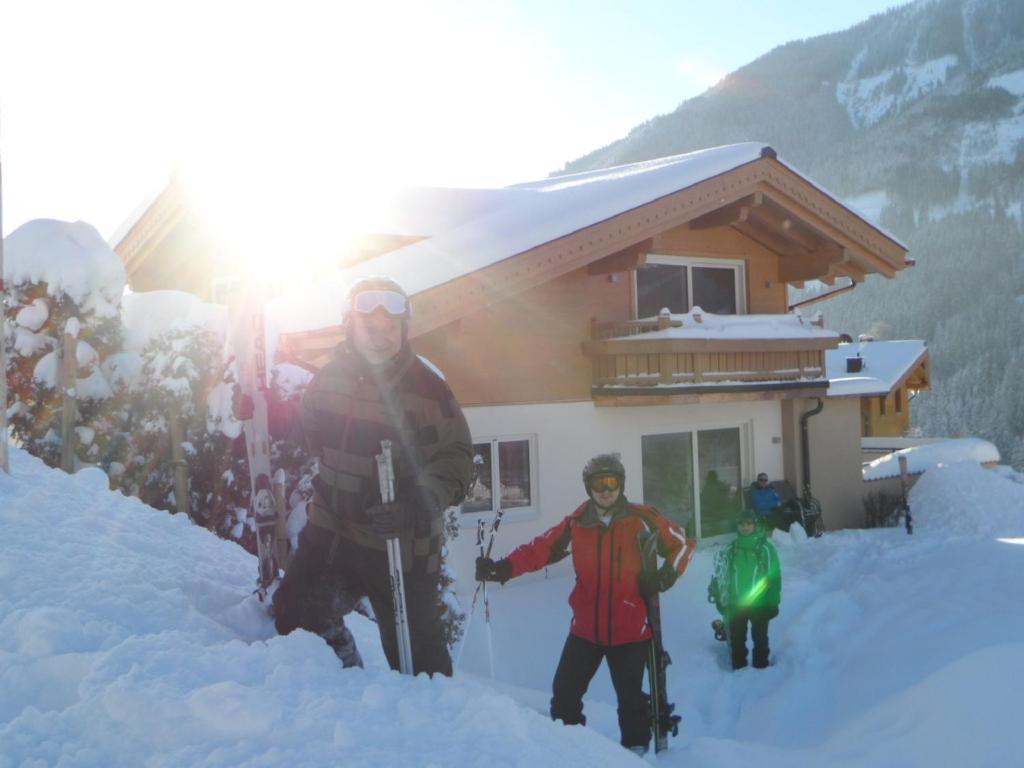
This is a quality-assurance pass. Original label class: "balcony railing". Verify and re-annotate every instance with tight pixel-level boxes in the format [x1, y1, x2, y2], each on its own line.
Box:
[585, 311, 835, 391]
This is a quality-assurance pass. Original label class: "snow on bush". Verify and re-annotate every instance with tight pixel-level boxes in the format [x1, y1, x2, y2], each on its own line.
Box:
[3, 220, 125, 468]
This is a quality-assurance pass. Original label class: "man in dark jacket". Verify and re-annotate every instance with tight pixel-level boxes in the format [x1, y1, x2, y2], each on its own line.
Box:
[273, 276, 474, 676]
[476, 454, 695, 756]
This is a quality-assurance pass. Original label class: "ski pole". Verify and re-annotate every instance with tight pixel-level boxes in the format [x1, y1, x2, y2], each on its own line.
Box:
[454, 507, 504, 669]
[470, 507, 504, 619]
[376, 440, 415, 675]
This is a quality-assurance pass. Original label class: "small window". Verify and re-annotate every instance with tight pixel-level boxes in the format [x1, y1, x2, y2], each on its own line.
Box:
[462, 435, 538, 522]
[879, 395, 887, 416]
[895, 388, 904, 414]
[635, 256, 744, 318]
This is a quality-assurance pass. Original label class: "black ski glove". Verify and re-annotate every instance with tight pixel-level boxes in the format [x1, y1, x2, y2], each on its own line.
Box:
[476, 556, 513, 584]
[640, 563, 679, 597]
[757, 606, 779, 621]
[365, 501, 411, 539]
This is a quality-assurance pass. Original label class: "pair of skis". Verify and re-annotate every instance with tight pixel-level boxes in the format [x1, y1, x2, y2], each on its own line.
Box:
[640, 532, 682, 753]
[375, 440, 415, 675]
[230, 289, 281, 600]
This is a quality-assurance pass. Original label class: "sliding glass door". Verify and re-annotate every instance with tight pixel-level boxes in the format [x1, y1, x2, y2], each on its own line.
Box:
[642, 427, 743, 539]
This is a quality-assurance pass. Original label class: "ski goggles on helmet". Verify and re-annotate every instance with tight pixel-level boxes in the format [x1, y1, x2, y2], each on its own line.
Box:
[350, 289, 409, 317]
[588, 474, 621, 493]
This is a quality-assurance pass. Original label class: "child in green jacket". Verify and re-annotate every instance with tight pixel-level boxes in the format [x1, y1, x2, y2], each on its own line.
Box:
[708, 510, 782, 669]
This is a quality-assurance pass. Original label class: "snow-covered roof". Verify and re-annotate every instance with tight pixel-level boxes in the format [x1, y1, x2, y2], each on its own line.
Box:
[363, 186, 530, 238]
[265, 143, 780, 337]
[826, 340, 927, 397]
[863, 438, 1001, 481]
[340, 143, 774, 297]
[607, 308, 839, 343]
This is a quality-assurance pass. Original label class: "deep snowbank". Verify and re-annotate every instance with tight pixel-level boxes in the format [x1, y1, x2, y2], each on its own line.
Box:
[4, 446, 1024, 767]
[0, 448, 640, 767]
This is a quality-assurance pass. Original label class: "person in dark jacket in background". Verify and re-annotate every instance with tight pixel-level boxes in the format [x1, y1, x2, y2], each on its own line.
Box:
[708, 510, 782, 669]
[749, 472, 801, 532]
[273, 276, 474, 676]
[476, 454, 695, 756]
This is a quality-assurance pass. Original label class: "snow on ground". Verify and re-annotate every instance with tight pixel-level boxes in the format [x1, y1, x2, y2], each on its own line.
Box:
[837, 55, 958, 129]
[4, 447, 1024, 767]
[987, 68, 1024, 98]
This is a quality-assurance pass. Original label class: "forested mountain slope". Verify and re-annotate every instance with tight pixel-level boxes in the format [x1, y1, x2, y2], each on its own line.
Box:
[562, 0, 1024, 466]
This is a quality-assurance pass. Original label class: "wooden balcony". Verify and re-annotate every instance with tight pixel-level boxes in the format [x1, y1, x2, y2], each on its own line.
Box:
[584, 312, 837, 404]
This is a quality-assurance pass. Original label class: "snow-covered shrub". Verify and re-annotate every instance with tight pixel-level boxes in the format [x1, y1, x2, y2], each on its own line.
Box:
[3, 220, 125, 468]
[441, 507, 466, 650]
[115, 323, 251, 542]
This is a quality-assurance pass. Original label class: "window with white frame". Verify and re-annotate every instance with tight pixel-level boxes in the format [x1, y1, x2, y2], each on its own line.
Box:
[635, 255, 746, 318]
[462, 435, 538, 521]
[641, 424, 749, 539]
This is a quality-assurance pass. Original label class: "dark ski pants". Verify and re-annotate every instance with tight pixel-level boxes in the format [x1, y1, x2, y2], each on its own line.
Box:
[273, 525, 452, 676]
[728, 609, 772, 669]
[550, 633, 651, 750]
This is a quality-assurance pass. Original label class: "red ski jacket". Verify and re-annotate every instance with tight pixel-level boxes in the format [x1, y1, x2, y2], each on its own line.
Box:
[505, 498, 695, 646]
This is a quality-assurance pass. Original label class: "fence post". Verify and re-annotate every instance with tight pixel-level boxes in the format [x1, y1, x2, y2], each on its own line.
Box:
[60, 331, 78, 473]
[168, 414, 192, 519]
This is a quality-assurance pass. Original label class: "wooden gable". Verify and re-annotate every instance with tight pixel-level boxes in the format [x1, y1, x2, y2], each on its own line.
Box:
[405, 148, 908, 338]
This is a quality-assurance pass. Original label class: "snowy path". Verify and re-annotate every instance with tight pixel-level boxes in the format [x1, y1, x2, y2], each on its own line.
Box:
[461, 463, 1024, 766]
[3, 448, 1024, 766]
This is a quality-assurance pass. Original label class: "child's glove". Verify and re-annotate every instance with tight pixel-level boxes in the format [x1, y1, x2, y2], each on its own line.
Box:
[756, 606, 779, 620]
[640, 563, 678, 596]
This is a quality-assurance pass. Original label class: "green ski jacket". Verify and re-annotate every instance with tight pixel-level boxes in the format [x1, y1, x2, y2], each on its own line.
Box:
[709, 530, 781, 619]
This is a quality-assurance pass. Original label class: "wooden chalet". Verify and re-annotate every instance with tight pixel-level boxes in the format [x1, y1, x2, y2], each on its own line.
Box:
[114, 143, 919, 584]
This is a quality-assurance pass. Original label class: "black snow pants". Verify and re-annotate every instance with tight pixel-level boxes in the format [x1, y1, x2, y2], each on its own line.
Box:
[273, 523, 452, 676]
[728, 608, 773, 669]
[550, 633, 651, 750]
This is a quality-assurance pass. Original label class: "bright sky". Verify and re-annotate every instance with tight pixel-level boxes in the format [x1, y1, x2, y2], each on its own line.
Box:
[0, 0, 906, 244]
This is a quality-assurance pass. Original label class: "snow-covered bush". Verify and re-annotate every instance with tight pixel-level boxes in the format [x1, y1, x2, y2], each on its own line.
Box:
[441, 507, 466, 649]
[3, 220, 125, 468]
[115, 310, 251, 545]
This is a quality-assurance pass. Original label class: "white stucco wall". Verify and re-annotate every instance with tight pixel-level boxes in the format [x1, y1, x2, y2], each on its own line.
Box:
[449, 398, 785, 598]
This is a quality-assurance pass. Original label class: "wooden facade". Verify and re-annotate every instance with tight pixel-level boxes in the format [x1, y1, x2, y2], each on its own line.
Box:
[116, 144, 921, 539]
[403, 150, 906, 341]
[120, 146, 909, 412]
[860, 355, 931, 437]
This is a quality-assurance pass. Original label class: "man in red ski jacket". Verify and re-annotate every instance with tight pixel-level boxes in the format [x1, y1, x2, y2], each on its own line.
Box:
[476, 453, 694, 755]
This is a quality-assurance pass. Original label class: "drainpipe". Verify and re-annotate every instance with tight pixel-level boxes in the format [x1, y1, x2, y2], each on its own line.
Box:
[800, 398, 824, 492]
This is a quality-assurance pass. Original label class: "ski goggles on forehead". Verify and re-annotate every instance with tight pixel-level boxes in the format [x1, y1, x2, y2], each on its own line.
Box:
[589, 474, 621, 492]
[350, 289, 409, 317]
